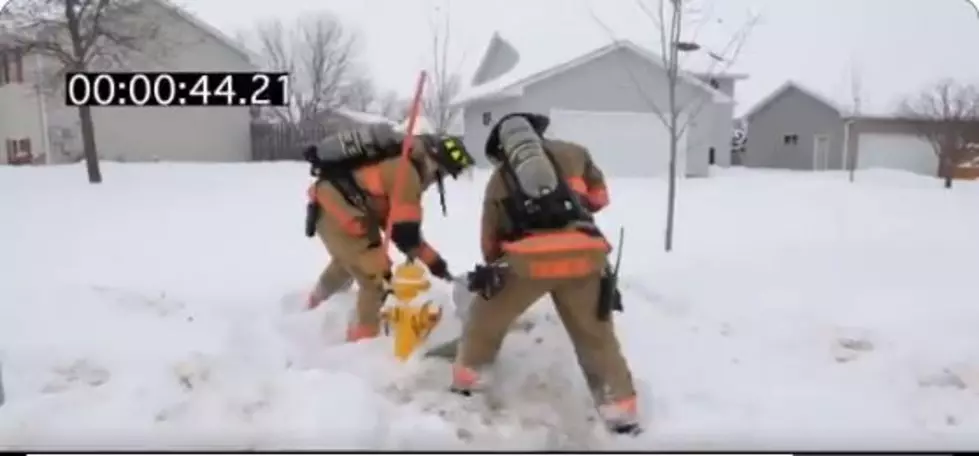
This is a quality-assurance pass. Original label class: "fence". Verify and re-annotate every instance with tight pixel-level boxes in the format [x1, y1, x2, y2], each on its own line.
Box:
[250, 121, 331, 161]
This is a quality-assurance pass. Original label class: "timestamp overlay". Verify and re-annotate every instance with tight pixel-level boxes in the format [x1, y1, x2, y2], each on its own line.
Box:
[63, 72, 291, 107]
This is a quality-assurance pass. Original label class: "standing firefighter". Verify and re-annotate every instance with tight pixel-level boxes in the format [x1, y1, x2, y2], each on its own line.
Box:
[302, 123, 475, 342]
[451, 112, 639, 435]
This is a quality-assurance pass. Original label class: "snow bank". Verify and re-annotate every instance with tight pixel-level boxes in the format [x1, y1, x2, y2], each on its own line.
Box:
[1, 163, 978, 450]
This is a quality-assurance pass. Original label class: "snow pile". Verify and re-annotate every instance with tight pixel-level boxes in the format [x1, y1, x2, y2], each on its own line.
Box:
[1, 163, 979, 450]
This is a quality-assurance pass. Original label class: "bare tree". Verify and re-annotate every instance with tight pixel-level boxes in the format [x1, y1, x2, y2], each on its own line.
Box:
[422, 3, 463, 134]
[247, 12, 360, 124]
[846, 59, 863, 183]
[591, 0, 759, 252]
[377, 90, 410, 120]
[337, 76, 378, 112]
[3, 0, 162, 183]
[900, 79, 979, 189]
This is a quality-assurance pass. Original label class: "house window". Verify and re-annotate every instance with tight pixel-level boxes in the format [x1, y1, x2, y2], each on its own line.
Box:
[708, 147, 716, 165]
[783, 134, 799, 145]
[11, 50, 23, 83]
[482, 112, 492, 126]
[18, 138, 31, 156]
[0, 51, 8, 86]
[5, 138, 32, 165]
[0, 49, 23, 85]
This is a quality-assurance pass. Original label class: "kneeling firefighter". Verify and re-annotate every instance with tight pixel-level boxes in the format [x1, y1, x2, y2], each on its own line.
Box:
[450, 112, 639, 434]
[302, 122, 476, 342]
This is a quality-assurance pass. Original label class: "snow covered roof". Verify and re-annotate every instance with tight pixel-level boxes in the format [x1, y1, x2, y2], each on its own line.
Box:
[331, 108, 397, 126]
[451, 2, 749, 110]
[453, 37, 734, 108]
[394, 115, 464, 136]
[740, 80, 847, 121]
[396, 116, 434, 134]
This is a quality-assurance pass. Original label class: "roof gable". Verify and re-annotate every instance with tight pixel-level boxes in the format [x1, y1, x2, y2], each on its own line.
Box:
[740, 80, 844, 121]
[469, 32, 518, 87]
[453, 38, 733, 107]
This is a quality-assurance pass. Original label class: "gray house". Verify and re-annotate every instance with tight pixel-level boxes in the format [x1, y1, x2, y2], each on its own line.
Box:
[0, 0, 257, 165]
[452, 34, 747, 177]
[741, 80, 939, 176]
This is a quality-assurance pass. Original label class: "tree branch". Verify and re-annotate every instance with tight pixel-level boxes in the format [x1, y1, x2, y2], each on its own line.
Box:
[245, 12, 363, 124]
[899, 79, 979, 186]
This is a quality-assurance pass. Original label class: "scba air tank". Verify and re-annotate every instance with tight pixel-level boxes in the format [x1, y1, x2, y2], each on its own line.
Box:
[314, 123, 404, 165]
[497, 116, 560, 198]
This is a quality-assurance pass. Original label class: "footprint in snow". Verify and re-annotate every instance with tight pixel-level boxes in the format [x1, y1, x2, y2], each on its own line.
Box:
[92, 285, 186, 317]
[830, 327, 875, 363]
[41, 358, 111, 393]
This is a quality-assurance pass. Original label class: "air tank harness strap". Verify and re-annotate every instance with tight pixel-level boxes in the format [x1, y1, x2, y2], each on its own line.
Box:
[323, 171, 383, 248]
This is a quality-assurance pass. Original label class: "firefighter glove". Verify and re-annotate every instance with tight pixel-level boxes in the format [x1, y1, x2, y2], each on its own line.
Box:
[427, 256, 452, 282]
[467, 263, 507, 300]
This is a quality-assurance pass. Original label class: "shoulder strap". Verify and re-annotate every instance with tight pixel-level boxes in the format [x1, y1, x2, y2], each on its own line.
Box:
[542, 146, 593, 223]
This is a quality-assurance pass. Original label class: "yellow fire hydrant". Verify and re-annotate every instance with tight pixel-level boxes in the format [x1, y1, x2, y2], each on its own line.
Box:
[379, 261, 442, 361]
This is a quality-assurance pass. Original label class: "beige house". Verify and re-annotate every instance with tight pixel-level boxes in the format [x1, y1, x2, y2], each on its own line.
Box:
[0, 0, 257, 165]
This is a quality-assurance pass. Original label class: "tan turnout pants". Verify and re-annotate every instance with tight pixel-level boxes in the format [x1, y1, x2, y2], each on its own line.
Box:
[455, 273, 636, 404]
[315, 226, 389, 331]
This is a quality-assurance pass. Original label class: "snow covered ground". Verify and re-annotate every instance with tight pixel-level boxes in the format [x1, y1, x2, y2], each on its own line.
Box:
[2, 162, 979, 451]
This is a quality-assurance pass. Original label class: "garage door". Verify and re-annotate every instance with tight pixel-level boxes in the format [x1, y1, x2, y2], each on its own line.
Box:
[857, 132, 938, 176]
[546, 109, 686, 177]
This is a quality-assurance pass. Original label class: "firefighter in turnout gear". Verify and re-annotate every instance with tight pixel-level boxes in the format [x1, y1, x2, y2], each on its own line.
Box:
[303, 123, 476, 342]
[451, 112, 640, 435]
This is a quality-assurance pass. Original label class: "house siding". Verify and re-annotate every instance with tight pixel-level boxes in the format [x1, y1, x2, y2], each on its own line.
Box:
[462, 47, 733, 176]
[1, 0, 255, 165]
[743, 87, 846, 170]
[692, 77, 736, 168]
[846, 117, 943, 174]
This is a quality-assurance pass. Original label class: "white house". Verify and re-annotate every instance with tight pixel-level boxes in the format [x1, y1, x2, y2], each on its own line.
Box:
[452, 32, 747, 177]
[0, 0, 257, 165]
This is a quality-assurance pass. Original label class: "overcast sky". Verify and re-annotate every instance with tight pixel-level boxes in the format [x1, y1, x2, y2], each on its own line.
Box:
[182, 0, 978, 115]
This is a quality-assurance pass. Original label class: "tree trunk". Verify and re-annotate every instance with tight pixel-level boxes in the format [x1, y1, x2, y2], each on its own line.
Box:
[940, 156, 954, 189]
[663, 6, 683, 253]
[77, 104, 102, 184]
[665, 129, 677, 252]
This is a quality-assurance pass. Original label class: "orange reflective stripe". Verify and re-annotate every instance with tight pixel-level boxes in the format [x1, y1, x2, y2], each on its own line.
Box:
[417, 243, 439, 265]
[313, 185, 366, 236]
[356, 165, 385, 196]
[390, 203, 422, 223]
[528, 257, 595, 278]
[567, 176, 588, 195]
[587, 186, 609, 210]
[502, 231, 610, 254]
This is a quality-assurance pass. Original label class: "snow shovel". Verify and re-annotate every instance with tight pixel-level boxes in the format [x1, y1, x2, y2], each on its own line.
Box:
[423, 275, 474, 360]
